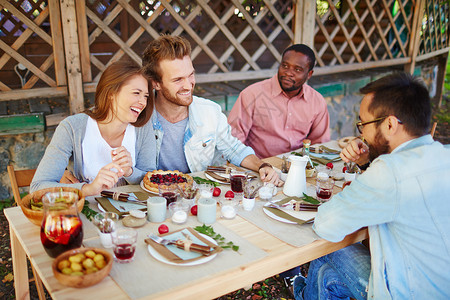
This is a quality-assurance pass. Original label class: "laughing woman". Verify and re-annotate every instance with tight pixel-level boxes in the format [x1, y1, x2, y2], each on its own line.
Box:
[31, 61, 156, 196]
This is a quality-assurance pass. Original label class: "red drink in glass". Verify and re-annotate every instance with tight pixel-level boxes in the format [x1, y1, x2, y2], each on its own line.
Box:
[230, 175, 246, 193]
[40, 215, 83, 258]
[162, 192, 177, 205]
[316, 188, 332, 200]
[113, 243, 136, 261]
[112, 228, 137, 263]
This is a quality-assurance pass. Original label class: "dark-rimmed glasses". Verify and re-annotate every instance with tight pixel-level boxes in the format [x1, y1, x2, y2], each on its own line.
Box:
[356, 116, 402, 134]
[356, 116, 388, 134]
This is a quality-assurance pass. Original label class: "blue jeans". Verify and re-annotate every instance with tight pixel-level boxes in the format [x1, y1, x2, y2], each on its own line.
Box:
[300, 243, 371, 300]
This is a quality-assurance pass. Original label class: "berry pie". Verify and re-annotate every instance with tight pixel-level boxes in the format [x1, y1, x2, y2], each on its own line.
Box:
[142, 170, 193, 194]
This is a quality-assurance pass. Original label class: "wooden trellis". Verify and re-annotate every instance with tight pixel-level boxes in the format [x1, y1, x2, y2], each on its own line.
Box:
[0, 0, 449, 113]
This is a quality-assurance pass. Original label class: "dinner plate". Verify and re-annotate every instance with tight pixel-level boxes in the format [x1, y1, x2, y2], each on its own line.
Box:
[147, 233, 218, 266]
[140, 180, 159, 195]
[262, 200, 316, 225]
[204, 172, 230, 185]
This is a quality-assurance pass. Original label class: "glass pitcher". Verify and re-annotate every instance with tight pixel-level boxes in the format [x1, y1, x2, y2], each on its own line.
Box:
[40, 190, 83, 258]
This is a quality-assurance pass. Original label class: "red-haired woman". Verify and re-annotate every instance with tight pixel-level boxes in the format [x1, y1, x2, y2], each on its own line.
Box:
[31, 61, 156, 196]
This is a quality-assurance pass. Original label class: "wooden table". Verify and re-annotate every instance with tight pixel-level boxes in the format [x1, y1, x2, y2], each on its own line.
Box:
[6, 142, 368, 300]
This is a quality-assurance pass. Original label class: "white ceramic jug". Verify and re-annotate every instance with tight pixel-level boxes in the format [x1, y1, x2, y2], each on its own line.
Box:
[283, 155, 308, 197]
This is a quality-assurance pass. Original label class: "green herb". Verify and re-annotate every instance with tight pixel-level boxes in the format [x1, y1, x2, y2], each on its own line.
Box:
[302, 193, 321, 205]
[193, 176, 220, 187]
[194, 224, 239, 252]
[81, 200, 98, 221]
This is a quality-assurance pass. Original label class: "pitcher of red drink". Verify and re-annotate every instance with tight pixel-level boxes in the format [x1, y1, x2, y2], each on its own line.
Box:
[40, 191, 83, 258]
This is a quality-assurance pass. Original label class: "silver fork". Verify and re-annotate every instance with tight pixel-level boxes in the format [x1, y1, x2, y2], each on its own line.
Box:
[148, 234, 174, 246]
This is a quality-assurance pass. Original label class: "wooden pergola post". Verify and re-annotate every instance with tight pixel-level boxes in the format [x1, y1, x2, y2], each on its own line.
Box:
[293, 0, 316, 47]
[60, 0, 84, 114]
[405, 0, 425, 74]
[48, 0, 66, 86]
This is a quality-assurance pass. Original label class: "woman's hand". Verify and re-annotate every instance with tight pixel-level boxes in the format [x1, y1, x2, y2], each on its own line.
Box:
[340, 138, 370, 166]
[111, 146, 133, 177]
[81, 163, 124, 196]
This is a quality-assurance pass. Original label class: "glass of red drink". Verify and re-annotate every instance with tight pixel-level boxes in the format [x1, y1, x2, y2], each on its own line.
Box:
[316, 177, 335, 202]
[112, 228, 137, 263]
[40, 191, 83, 258]
[158, 184, 179, 206]
[230, 170, 247, 197]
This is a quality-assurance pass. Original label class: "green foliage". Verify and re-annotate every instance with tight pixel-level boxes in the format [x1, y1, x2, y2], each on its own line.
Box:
[194, 224, 239, 252]
[0, 199, 14, 210]
[81, 200, 98, 221]
[445, 54, 450, 92]
[193, 176, 220, 187]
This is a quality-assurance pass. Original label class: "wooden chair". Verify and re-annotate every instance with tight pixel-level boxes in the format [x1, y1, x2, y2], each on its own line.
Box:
[7, 165, 36, 205]
[6, 165, 45, 300]
[431, 121, 437, 138]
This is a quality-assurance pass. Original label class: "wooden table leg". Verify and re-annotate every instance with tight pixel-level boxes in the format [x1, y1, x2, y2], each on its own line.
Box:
[10, 225, 30, 300]
[31, 265, 46, 300]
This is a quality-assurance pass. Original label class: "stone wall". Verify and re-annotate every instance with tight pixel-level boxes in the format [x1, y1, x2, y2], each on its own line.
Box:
[0, 64, 439, 200]
[0, 130, 54, 199]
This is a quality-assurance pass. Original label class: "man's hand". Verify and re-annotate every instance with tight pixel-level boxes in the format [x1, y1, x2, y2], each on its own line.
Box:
[60, 170, 80, 184]
[240, 154, 282, 186]
[340, 138, 370, 166]
[81, 163, 124, 196]
[111, 146, 133, 177]
[259, 166, 281, 186]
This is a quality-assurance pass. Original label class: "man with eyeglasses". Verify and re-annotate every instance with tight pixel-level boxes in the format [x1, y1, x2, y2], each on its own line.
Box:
[293, 72, 450, 299]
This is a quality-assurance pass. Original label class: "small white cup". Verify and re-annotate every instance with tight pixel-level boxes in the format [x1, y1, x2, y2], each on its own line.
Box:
[98, 231, 114, 248]
[242, 197, 255, 211]
[344, 171, 357, 182]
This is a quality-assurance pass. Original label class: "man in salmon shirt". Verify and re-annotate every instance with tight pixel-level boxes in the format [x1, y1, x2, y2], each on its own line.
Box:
[228, 44, 330, 158]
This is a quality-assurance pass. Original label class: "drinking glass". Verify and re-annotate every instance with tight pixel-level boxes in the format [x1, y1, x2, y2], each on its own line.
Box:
[168, 201, 189, 224]
[112, 228, 137, 263]
[158, 184, 179, 206]
[198, 183, 214, 198]
[316, 177, 335, 202]
[219, 198, 238, 219]
[230, 170, 247, 197]
[40, 191, 83, 258]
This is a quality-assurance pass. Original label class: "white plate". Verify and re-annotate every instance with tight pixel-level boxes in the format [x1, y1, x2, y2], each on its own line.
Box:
[140, 180, 159, 195]
[262, 200, 316, 225]
[204, 172, 230, 185]
[147, 233, 218, 266]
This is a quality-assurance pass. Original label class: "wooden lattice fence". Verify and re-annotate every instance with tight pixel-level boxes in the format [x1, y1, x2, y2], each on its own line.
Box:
[0, 0, 449, 113]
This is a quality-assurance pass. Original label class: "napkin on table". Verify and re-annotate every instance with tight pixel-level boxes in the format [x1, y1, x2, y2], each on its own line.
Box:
[96, 192, 148, 217]
[145, 227, 223, 264]
[264, 197, 317, 225]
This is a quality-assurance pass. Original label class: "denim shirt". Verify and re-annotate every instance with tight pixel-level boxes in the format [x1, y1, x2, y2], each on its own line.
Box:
[151, 96, 254, 172]
[313, 135, 450, 299]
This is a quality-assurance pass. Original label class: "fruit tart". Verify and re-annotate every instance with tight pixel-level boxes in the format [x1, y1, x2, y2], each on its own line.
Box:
[143, 170, 193, 194]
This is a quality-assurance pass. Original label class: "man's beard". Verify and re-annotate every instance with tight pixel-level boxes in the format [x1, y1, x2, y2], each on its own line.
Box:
[368, 129, 390, 161]
[158, 85, 192, 107]
[278, 77, 301, 92]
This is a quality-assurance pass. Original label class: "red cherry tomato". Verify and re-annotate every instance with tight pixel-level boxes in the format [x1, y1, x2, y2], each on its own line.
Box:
[190, 205, 198, 216]
[326, 162, 334, 169]
[213, 187, 221, 197]
[342, 166, 347, 173]
[225, 190, 235, 198]
[158, 224, 169, 235]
